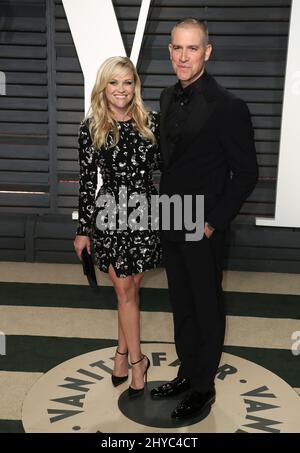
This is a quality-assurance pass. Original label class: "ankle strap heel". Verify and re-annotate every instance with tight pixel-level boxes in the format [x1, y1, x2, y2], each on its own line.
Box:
[131, 354, 145, 365]
[116, 349, 128, 356]
[111, 349, 128, 387]
[128, 355, 151, 398]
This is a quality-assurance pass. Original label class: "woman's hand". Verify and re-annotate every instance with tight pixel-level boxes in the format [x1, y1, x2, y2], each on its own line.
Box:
[74, 235, 91, 259]
[204, 222, 214, 239]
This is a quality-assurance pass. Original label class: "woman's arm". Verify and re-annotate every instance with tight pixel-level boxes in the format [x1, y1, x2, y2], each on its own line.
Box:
[74, 122, 97, 257]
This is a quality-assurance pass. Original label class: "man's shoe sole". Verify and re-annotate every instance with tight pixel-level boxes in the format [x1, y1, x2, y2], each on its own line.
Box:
[171, 395, 216, 420]
[151, 385, 190, 399]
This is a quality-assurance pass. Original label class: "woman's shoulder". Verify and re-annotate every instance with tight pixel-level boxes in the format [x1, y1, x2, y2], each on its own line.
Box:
[79, 117, 91, 131]
[78, 118, 93, 145]
[148, 110, 159, 120]
[148, 110, 160, 127]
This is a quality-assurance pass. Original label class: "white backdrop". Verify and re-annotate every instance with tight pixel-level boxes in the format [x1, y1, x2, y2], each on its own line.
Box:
[62, 0, 151, 113]
[63, 0, 300, 228]
[256, 0, 300, 228]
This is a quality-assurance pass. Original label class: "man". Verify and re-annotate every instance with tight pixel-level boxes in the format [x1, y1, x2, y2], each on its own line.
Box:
[151, 19, 258, 420]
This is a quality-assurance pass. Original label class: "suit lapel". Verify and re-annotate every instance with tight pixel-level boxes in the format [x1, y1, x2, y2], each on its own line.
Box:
[180, 95, 216, 146]
[169, 78, 217, 165]
[160, 86, 175, 166]
[160, 73, 218, 167]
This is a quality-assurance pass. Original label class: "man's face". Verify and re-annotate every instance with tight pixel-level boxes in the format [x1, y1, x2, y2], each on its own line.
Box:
[168, 26, 212, 88]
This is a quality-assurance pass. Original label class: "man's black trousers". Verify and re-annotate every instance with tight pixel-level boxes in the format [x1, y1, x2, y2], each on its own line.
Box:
[162, 231, 226, 392]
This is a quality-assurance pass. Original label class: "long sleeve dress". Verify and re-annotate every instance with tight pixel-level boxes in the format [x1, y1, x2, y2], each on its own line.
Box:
[76, 111, 162, 278]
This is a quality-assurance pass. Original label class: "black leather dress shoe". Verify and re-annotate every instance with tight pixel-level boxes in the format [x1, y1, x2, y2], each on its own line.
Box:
[171, 388, 216, 420]
[150, 377, 190, 399]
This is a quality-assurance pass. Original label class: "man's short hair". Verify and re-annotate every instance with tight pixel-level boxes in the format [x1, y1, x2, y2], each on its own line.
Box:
[171, 18, 209, 46]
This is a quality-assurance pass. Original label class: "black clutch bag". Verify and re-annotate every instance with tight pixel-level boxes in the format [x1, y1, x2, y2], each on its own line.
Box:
[81, 248, 97, 287]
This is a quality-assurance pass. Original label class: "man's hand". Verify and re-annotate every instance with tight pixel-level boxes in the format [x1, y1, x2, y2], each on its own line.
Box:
[74, 235, 91, 259]
[204, 222, 214, 239]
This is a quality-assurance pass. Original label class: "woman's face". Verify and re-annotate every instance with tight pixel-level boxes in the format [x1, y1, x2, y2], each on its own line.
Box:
[105, 70, 135, 116]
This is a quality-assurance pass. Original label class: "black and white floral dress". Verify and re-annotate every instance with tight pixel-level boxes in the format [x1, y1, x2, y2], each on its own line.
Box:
[76, 111, 162, 277]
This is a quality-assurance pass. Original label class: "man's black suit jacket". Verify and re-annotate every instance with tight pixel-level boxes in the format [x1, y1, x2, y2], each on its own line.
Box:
[159, 71, 258, 241]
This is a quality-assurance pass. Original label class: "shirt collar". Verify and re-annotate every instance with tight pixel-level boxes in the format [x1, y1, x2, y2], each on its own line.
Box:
[174, 70, 208, 103]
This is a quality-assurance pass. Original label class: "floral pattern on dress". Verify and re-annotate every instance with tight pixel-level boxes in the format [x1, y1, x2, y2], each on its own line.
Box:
[76, 111, 162, 277]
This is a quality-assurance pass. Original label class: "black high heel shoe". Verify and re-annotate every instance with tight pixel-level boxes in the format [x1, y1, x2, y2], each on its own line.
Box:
[128, 354, 150, 398]
[111, 349, 128, 387]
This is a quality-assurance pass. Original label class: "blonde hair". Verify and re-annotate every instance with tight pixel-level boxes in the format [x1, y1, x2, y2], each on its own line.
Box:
[85, 56, 156, 149]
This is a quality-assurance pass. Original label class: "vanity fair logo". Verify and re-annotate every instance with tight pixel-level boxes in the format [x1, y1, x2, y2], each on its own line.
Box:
[22, 344, 300, 433]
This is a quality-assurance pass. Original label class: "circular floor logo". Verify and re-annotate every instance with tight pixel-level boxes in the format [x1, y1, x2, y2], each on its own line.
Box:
[22, 344, 300, 433]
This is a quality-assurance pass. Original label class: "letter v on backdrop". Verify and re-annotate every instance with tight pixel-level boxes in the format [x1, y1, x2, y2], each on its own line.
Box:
[63, 0, 151, 198]
[64, 0, 300, 228]
[62, 0, 151, 114]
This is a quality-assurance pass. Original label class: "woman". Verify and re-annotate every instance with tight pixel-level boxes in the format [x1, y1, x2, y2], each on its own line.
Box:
[74, 56, 161, 397]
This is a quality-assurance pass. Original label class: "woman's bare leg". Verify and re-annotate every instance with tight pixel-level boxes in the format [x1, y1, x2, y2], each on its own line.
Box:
[111, 316, 128, 378]
[109, 265, 148, 389]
